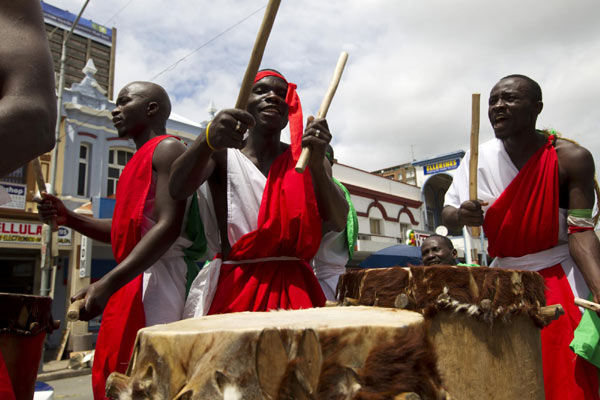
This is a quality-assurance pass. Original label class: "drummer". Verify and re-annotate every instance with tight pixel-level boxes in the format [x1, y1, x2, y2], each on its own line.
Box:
[38, 82, 205, 399]
[170, 69, 349, 315]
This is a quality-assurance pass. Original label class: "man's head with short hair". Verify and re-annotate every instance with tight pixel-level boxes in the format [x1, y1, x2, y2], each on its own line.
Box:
[488, 74, 543, 140]
[500, 74, 542, 102]
[421, 234, 457, 266]
[112, 81, 171, 138]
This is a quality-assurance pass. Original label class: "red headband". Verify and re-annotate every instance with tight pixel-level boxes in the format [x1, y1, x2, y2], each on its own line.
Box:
[254, 71, 303, 161]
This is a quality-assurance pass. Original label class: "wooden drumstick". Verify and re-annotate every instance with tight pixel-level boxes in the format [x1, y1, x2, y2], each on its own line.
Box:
[234, 0, 281, 110]
[67, 298, 85, 322]
[575, 297, 600, 312]
[31, 158, 58, 232]
[469, 93, 481, 237]
[295, 51, 349, 173]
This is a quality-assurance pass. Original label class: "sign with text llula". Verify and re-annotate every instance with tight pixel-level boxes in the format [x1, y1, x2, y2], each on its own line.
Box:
[423, 158, 461, 175]
[0, 221, 71, 246]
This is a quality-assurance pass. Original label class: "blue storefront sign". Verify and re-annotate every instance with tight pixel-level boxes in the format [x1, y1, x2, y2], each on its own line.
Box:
[423, 158, 461, 175]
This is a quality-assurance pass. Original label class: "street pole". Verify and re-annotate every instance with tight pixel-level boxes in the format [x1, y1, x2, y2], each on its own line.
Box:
[41, 0, 90, 297]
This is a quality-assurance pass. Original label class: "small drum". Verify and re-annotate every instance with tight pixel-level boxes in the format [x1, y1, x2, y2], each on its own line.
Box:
[0, 293, 58, 400]
[107, 307, 448, 399]
[337, 265, 549, 400]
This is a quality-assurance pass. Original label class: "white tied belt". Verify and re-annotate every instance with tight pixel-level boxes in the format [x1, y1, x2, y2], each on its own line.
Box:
[222, 256, 300, 265]
[490, 243, 570, 272]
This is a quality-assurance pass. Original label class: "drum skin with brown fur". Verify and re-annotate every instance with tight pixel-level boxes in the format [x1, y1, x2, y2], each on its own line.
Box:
[106, 307, 449, 399]
[337, 265, 547, 400]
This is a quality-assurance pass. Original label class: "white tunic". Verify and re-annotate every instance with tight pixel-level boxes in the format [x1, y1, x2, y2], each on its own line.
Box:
[184, 149, 347, 315]
[139, 172, 193, 326]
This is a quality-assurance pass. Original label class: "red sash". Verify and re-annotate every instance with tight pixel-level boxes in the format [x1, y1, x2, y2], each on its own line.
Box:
[208, 148, 326, 313]
[92, 135, 175, 400]
[483, 138, 558, 258]
[483, 136, 599, 399]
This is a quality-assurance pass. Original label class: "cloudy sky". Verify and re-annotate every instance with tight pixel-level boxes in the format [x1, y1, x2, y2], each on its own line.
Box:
[49, 0, 600, 173]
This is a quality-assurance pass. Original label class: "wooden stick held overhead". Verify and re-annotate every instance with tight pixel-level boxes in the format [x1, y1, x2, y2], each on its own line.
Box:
[295, 51, 349, 173]
[469, 93, 481, 237]
[235, 0, 281, 110]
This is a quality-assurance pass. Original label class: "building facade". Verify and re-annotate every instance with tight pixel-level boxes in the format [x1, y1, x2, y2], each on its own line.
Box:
[42, 1, 116, 99]
[333, 163, 423, 265]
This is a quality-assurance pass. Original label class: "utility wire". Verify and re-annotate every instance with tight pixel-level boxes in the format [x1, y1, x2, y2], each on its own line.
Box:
[150, 4, 266, 81]
[59, 3, 267, 137]
[103, 0, 136, 26]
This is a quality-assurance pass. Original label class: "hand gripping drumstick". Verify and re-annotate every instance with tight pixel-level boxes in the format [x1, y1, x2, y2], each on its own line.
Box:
[235, 0, 281, 110]
[67, 298, 86, 322]
[469, 93, 481, 237]
[295, 51, 349, 173]
[575, 297, 600, 312]
[31, 158, 58, 232]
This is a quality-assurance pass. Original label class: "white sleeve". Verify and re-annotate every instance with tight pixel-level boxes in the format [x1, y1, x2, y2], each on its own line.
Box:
[444, 150, 470, 209]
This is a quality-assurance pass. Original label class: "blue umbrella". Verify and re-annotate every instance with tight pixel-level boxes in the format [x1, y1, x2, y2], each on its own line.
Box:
[360, 244, 422, 268]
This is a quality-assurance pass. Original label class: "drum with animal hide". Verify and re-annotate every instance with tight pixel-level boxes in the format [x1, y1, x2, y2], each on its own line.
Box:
[0, 293, 58, 400]
[337, 265, 550, 400]
[106, 306, 449, 399]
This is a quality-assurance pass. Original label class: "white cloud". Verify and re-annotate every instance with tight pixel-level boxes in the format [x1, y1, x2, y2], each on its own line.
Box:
[49, 0, 600, 177]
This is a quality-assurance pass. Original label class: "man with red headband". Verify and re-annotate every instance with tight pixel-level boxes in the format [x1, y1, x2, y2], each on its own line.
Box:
[442, 74, 600, 399]
[170, 69, 348, 315]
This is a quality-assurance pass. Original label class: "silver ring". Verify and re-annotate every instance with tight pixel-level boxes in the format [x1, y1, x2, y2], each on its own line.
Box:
[235, 121, 242, 132]
[315, 129, 321, 138]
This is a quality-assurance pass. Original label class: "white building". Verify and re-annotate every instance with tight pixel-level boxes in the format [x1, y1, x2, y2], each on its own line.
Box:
[332, 163, 424, 265]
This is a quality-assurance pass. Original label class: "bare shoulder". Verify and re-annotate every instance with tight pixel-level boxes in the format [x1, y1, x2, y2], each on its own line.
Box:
[153, 137, 187, 171]
[555, 138, 595, 179]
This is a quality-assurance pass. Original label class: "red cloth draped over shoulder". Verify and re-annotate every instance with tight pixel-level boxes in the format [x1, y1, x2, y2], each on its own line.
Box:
[92, 135, 176, 400]
[208, 148, 326, 314]
[483, 137, 559, 258]
[483, 136, 599, 399]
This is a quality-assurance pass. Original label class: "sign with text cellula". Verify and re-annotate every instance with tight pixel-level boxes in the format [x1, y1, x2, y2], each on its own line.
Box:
[0, 221, 71, 246]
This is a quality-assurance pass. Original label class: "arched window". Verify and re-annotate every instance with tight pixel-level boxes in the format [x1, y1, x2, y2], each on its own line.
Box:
[107, 147, 134, 197]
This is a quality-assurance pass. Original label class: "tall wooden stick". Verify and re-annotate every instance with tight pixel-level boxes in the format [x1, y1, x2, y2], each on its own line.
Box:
[31, 158, 58, 231]
[234, 0, 281, 110]
[469, 93, 481, 237]
[295, 51, 349, 173]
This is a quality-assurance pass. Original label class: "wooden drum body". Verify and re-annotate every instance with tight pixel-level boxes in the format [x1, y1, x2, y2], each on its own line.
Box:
[0, 293, 58, 400]
[107, 307, 448, 399]
[338, 265, 549, 400]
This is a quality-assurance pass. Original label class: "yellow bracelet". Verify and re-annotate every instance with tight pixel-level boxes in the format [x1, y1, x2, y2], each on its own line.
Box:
[205, 121, 216, 151]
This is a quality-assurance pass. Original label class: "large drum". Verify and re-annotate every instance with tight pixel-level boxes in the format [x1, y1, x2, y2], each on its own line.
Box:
[337, 265, 550, 400]
[0, 293, 58, 400]
[107, 306, 449, 399]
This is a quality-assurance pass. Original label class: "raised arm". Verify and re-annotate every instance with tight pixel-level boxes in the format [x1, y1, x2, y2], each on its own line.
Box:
[37, 192, 112, 243]
[303, 116, 348, 232]
[74, 138, 188, 320]
[561, 142, 600, 306]
[169, 109, 254, 200]
[0, 0, 56, 176]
